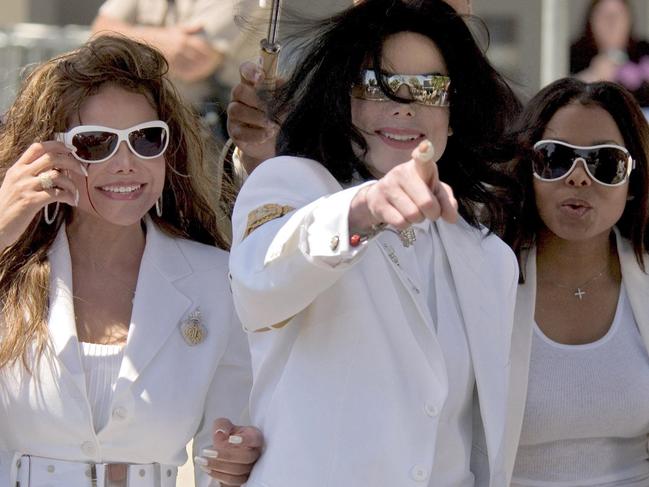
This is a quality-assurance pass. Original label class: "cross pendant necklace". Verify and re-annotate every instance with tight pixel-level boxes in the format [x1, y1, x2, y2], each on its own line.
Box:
[543, 262, 609, 300]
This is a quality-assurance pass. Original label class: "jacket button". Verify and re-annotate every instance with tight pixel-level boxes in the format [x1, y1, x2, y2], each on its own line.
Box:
[81, 441, 96, 456]
[424, 403, 439, 417]
[410, 465, 429, 482]
[112, 407, 128, 420]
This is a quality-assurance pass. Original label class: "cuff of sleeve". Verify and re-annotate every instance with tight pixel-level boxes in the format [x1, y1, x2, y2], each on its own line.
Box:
[304, 180, 377, 267]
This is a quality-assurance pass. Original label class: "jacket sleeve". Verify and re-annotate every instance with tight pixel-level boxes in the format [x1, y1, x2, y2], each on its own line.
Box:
[229, 156, 376, 331]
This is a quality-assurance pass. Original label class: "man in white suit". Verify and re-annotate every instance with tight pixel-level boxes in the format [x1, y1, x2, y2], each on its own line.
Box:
[229, 1, 521, 485]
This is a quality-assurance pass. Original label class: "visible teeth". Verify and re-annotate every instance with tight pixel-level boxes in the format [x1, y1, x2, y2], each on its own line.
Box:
[382, 132, 419, 141]
[100, 184, 142, 193]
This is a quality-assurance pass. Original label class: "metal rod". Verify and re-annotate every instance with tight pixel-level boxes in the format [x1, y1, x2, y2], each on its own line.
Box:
[266, 0, 282, 46]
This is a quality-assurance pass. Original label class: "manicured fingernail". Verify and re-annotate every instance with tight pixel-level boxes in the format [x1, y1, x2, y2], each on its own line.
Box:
[199, 466, 211, 475]
[80, 164, 88, 177]
[228, 435, 243, 444]
[194, 456, 209, 467]
[214, 428, 228, 436]
[74, 189, 79, 207]
[201, 449, 219, 459]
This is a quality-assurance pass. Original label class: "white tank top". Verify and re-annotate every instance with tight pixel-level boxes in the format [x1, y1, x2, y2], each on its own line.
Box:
[512, 286, 649, 486]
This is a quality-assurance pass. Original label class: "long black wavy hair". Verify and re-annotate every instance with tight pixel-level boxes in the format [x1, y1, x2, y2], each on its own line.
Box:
[269, 0, 521, 232]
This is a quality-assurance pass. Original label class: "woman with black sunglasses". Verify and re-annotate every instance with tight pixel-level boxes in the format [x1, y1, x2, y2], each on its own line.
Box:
[503, 78, 649, 486]
[0, 35, 260, 486]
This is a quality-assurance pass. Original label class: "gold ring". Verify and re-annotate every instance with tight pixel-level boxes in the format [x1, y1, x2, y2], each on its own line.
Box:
[38, 171, 55, 190]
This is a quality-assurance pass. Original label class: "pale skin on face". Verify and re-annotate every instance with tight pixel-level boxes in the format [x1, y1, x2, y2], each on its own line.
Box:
[533, 103, 630, 345]
[351, 32, 451, 177]
[65, 84, 167, 344]
[348, 32, 458, 233]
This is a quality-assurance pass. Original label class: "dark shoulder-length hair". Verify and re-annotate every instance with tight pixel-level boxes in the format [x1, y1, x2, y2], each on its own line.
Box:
[270, 0, 521, 231]
[505, 77, 649, 269]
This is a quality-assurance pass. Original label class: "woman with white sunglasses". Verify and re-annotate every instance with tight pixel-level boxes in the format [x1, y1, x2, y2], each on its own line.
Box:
[503, 78, 649, 486]
[0, 35, 260, 486]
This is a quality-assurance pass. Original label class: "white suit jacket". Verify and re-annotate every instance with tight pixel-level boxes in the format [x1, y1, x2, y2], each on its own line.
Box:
[504, 230, 649, 485]
[0, 219, 252, 486]
[229, 156, 518, 487]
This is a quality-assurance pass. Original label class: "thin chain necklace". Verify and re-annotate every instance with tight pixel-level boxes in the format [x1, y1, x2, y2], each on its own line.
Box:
[541, 263, 610, 300]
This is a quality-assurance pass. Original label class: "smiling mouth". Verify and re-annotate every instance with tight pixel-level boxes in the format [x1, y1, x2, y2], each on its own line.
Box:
[377, 131, 422, 142]
[99, 184, 143, 194]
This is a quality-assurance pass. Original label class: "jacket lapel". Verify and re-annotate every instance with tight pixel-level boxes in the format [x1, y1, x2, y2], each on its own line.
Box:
[48, 226, 87, 399]
[375, 227, 449, 392]
[616, 229, 649, 353]
[504, 249, 536, 484]
[112, 220, 193, 398]
[436, 219, 510, 474]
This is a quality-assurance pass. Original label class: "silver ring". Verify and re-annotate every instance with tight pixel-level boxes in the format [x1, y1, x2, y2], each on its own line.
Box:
[38, 171, 56, 190]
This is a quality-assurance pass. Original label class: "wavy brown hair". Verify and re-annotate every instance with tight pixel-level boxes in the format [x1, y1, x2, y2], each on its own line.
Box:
[0, 34, 233, 370]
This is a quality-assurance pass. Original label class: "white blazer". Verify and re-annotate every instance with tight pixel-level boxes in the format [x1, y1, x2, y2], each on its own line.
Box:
[504, 230, 649, 484]
[0, 220, 252, 486]
[229, 156, 518, 487]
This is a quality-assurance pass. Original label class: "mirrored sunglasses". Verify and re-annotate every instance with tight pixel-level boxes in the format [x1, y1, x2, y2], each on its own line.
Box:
[351, 70, 451, 107]
[532, 139, 635, 187]
[56, 120, 170, 164]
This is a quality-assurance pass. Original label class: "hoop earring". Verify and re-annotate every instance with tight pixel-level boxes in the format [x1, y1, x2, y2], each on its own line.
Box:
[44, 202, 60, 225]
[155, 196, 163, 217]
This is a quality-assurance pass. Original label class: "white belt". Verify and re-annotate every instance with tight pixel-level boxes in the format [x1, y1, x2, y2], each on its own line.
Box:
[15, 455, 178, 487]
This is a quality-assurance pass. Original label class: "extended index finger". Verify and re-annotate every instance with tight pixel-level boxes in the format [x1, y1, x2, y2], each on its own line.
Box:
[411, 140, 437, 186]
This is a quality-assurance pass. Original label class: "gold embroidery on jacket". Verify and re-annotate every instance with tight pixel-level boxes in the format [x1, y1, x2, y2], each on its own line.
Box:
[244, 204, 295, 239]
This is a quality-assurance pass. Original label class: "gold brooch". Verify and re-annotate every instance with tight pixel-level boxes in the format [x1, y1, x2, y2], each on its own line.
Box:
[181, 309, 206, 346]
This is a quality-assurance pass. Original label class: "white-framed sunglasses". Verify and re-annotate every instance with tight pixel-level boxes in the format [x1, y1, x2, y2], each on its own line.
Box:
[532, 139, 635, 187]
[56, 120, 170, 164]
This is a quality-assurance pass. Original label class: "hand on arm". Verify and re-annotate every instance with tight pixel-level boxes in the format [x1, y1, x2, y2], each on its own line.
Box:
[0, 141, 86, 250]
[195, 417, 263, 486]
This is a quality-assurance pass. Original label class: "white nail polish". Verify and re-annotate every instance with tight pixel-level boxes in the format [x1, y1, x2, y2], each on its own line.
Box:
[80, 164, 88, 177]
[201, 448, 219, 459]
[199, 466, 211, 475]
[228, 435, 243, 445]
[214, 428, 228, 436]
[193, 456, 209, 467]
[74, 189, 79, 207]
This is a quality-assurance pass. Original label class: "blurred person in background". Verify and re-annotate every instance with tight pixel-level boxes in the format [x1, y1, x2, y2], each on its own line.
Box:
[91, 0, 259, 141]
[570, 0, 649, 107]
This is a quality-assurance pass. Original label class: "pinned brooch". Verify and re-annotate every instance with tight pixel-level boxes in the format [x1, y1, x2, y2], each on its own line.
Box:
[180, 309, 207, 346]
